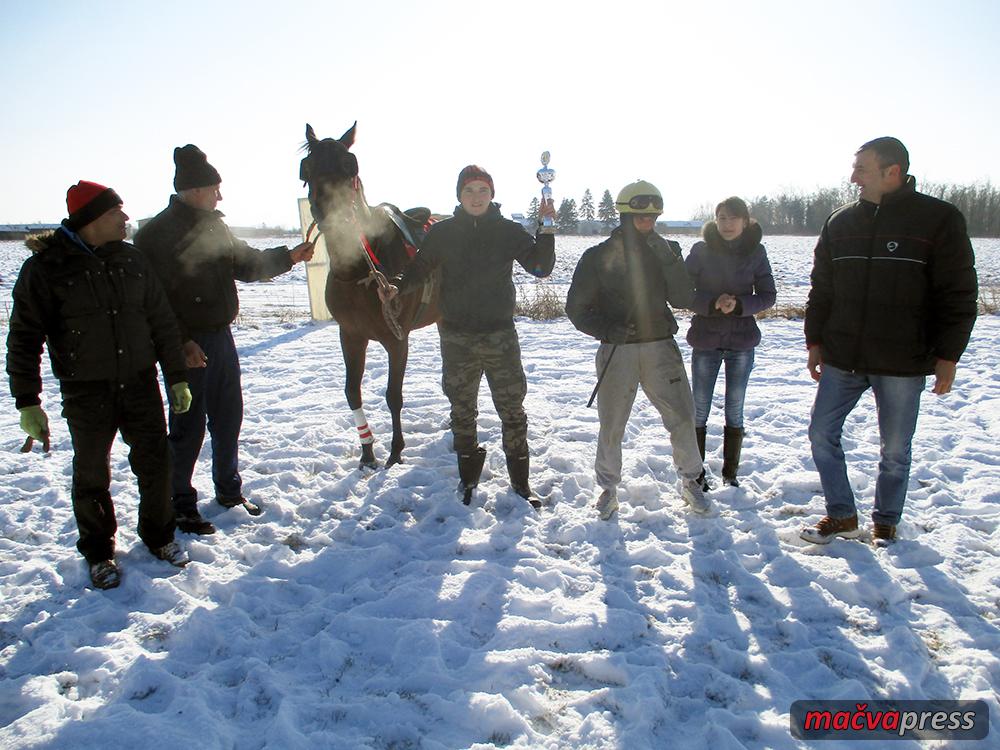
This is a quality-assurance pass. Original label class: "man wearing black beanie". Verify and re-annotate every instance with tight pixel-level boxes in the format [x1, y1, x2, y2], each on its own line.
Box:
[134, 145, 314, 535]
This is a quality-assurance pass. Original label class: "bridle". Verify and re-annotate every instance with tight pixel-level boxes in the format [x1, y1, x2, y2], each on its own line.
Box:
[308, 172, 404, 340]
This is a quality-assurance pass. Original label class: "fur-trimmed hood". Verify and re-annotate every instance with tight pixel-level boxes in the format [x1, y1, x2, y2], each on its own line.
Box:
[701, 219, 763, 252]
[24, 230, 58, 254]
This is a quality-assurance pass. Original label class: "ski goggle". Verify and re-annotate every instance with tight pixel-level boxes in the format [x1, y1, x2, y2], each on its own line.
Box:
[626, 195, 663, 211]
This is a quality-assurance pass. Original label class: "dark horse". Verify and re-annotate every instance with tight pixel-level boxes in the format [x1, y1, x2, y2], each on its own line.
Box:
[300, 122, 439, 468]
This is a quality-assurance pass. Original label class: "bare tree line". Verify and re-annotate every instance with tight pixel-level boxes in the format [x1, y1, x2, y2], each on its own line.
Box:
[694, 181, 1000, 237]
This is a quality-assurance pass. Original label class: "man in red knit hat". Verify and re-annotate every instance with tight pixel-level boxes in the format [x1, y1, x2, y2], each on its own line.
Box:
[380, 165, 556, 507]
[6, 181, 193, 589]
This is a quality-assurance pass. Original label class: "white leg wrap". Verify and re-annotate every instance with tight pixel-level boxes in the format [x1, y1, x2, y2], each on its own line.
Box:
[352, 408, 374, 445]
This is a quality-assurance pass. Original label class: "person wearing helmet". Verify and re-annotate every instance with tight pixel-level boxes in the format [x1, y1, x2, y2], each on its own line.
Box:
[566, 181, 710, 519]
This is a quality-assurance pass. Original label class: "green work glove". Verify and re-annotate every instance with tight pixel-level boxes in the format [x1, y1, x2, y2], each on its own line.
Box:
[19, 405, 49, 440]
[170, 382, 193, 414]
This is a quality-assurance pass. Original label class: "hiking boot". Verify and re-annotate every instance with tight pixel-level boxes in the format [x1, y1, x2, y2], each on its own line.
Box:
[217, 495, 262, 516]
[596, 488, 619, 520]
[151, 541, 190, 567]
[680, 479, 712, 515]
[176, 511, 216, 535]
[799, 514, 861, 544]
[89, 559, 121, 590]
[872, 522, 897, 545]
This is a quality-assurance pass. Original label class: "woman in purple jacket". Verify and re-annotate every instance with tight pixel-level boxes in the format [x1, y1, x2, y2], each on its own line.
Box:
[685, 197, 776, 488]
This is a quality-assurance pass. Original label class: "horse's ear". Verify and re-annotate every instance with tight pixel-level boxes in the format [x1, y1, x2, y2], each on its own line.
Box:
[339, 121, 357, 149]
[305, 123, 318, 145]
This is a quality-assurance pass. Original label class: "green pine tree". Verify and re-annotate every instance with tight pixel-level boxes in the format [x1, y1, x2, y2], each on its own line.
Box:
[557, 198, 579, 233]
[598, 189, 618, 228]
[580, 189, 595, 222]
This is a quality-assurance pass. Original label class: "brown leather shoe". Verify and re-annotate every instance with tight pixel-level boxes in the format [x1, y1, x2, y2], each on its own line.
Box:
[872, 522, 897, 545]
[800, 514, 861, 544]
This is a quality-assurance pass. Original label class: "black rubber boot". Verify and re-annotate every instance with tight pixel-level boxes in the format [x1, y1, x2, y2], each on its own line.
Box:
[458, 447, 487, 505]
[506, 454, 540, 509]
[722, 426, 744, 487]
[695, 426, 711, 492]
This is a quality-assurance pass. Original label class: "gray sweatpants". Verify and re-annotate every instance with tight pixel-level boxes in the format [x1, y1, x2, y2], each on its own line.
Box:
[594, 338, 702, 490]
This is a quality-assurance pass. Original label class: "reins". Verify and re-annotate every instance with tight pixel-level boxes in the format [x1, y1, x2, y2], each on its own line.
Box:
[310, 175, 404, 340]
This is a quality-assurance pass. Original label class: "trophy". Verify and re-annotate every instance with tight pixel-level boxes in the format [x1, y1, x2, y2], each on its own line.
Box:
[536, 151, 556, 234]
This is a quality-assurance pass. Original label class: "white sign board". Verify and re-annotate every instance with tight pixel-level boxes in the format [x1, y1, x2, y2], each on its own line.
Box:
[298, 197, 331, 321]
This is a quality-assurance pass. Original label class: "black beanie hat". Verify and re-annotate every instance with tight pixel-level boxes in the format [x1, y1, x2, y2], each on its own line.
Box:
[173, 144, 222, 191]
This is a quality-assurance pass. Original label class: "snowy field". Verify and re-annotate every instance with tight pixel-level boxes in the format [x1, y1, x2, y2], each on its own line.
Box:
[0, 235, 998, 749]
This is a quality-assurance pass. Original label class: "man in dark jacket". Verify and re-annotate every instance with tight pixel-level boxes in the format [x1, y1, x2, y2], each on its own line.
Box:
[6, 181, 193, 589]
[801, 137, 978, 545]
[380, 165, 555, 507]
[566, 180, 710, 520]
[134, 145, 314, 534]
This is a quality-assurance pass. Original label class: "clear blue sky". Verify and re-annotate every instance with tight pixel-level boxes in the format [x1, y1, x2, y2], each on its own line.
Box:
[2, 0, 998, 227]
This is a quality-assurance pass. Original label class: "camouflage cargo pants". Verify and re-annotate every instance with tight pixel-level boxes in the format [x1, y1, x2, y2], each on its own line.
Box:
[439, 326, 529, 458]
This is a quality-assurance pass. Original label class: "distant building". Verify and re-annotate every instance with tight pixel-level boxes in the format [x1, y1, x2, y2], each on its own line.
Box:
[0, 224, 60, 240]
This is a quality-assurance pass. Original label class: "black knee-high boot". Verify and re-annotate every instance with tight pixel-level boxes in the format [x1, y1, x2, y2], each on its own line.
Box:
[722, 426, 744, 487]
[458, 447, 487, 505]
[507, 454, 540, 509]
[695, 426, 711, 492]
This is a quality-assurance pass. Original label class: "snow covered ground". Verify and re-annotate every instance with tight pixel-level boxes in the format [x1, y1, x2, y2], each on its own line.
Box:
[0, 235, 998, 749]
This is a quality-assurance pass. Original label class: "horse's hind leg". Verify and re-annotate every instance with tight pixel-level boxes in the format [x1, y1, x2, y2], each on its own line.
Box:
[383, 335, 409, 467]
[341, 330, 378, 469]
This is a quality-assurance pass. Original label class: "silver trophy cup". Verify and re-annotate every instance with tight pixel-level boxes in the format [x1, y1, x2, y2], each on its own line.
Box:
[536, 151, 556, 234]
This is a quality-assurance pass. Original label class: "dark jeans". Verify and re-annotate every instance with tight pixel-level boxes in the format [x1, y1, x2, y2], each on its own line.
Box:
[691, 347, 755, 428]
[61, 376, 174, 563]
[169, 327, 243, 513]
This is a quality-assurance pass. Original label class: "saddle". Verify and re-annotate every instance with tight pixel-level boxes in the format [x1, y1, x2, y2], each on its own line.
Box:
[377, 203, 433, 258]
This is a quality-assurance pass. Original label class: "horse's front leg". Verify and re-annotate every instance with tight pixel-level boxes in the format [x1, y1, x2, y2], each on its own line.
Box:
[340, 329, 378, 470]
[383, 335, 409, 467]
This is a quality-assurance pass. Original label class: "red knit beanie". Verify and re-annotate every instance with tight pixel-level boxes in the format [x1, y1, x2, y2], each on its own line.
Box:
[456, 165, 494, 199]
[65, 181, 123, 231]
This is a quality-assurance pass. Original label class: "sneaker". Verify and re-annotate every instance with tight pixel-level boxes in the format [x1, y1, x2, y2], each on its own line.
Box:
[872, 522, 897, 545]
[680, 479, 712, 515]
[800, 514, 861, 544]
[151, 541, 190, 567]
[89, 559, 121, 590]
[176, 512, 216, 535]
[217, 495, 262, 516]
[596, 488, 619, 520]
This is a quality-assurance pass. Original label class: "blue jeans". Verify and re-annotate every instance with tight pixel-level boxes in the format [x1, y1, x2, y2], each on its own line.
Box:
[808, 364, 925, 526]
[691, 348, 755, 428]
[168, 327, 244, 513]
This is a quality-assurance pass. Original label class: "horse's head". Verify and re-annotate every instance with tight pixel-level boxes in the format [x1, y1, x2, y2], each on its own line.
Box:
[300, 122, 364, 232]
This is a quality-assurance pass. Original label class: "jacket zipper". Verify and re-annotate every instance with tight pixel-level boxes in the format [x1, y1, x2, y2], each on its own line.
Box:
[850, 204, 880, 371]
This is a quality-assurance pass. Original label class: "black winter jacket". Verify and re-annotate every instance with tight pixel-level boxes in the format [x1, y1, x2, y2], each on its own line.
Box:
[6, 227, 187, 408]
[804, 178, 978, 375]
[567, 224, 694, 343]
[134, 196, 294, 339]
[397, 204, 555, 333]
